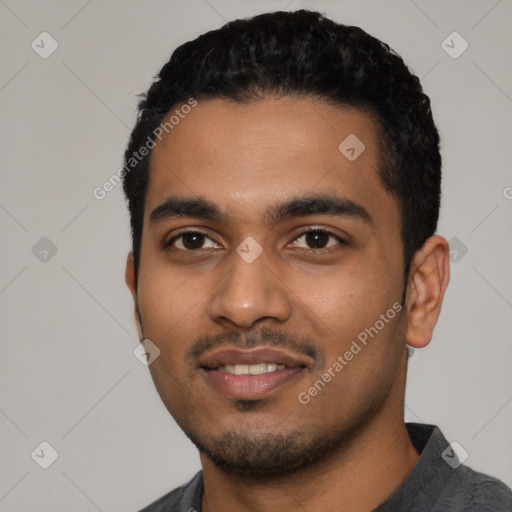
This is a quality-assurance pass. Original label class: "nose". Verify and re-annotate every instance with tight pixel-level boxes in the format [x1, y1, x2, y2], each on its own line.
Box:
[208, 246, 292, 329]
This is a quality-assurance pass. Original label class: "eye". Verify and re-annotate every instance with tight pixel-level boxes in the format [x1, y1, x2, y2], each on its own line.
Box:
[166, 231, 220, 251]
[292, 229, 346, 250]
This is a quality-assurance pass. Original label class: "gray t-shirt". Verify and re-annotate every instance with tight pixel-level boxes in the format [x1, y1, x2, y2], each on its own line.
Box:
[139, 423, 512, 511]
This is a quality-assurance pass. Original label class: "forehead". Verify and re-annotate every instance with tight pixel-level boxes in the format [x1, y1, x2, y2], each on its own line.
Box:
[145, 97, 399, 233]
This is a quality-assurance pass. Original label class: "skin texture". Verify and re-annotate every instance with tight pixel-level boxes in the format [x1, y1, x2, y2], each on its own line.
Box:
[125, 97, 450, 511]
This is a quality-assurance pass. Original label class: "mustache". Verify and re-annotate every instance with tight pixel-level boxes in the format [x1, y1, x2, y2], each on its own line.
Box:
[186, 327, 325, 368]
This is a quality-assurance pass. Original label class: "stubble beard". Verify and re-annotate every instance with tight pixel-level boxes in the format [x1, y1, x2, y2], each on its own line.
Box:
[179, 393, 387, 482]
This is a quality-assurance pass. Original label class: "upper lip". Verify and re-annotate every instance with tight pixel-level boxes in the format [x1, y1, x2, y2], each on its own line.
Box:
[198, 347, 312, 370]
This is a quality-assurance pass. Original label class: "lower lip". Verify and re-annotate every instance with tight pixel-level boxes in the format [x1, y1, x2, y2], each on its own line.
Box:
[201, 367, 304, 400]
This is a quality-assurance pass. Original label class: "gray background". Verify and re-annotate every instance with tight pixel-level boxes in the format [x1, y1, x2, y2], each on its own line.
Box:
[1, 0, 511, 510]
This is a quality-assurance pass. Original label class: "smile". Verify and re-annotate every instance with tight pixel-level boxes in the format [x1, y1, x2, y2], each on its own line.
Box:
[218, 363, 286, 375]
[198, 347, 311, 400]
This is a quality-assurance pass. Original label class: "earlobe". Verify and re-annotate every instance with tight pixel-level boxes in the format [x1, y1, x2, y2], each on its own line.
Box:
[404, 235, 450, 349]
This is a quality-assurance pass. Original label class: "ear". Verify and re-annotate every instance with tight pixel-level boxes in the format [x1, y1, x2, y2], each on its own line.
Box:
[125, 252, 143, 339]
[404, 235, 450, 349]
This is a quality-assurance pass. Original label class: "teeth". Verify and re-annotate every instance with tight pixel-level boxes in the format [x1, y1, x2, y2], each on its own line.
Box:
[234, 365, 249, 375]
[219, 363, 286, 375]
[249, 363, 266, 375]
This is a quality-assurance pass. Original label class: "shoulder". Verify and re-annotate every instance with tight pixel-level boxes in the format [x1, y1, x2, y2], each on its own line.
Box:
[378, 423, 512, 511]
[436, 464, 512, 511]
[138, 471, 203, 512]
[411, 423, 512, 511]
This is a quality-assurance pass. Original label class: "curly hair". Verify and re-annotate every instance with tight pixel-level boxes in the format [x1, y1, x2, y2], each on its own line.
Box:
[122, 9, 441, 289]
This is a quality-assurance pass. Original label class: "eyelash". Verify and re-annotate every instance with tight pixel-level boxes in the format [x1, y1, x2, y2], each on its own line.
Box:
[164, 228, 347, 253]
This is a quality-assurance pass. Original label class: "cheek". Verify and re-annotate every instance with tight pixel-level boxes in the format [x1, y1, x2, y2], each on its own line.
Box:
[298, 310, 405, 419]
[135, 275, 200, 375]
[137, 259, 204, 324]
[137, 271, 206, 410]
[291, 261, 392, 330]
[290, 259, 404, 386]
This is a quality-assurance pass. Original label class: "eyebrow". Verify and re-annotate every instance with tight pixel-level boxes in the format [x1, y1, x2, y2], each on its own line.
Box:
[149, 194, 373, 227]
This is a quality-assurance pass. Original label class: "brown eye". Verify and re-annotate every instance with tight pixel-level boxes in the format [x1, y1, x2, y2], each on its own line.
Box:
[293, 229, 345, 250]
[181, 233, 206, 250]
[167, 231, 219, 251]
[305, 231, 331, 249]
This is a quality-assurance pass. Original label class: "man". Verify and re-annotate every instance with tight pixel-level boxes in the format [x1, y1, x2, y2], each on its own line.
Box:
[122, 10, 512, 512]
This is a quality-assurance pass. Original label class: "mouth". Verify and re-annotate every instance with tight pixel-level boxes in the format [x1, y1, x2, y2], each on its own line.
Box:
[198, 347, 310, 400]
[217, 363, 287, 375]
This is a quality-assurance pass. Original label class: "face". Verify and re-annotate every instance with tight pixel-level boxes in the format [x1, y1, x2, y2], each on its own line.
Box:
[127, 97, 409, 477]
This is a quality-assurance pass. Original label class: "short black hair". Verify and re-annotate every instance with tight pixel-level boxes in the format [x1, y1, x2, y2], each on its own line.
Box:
[122, 9, 441, 289]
